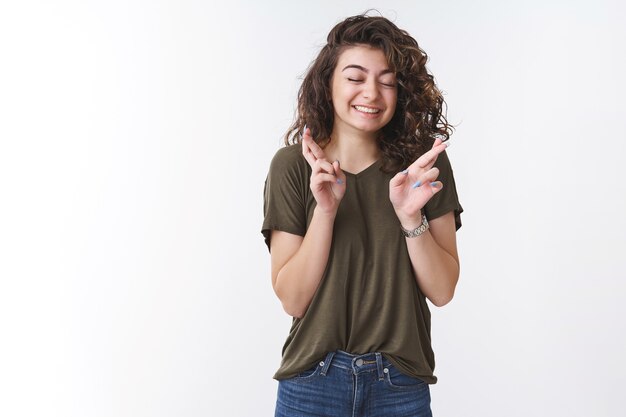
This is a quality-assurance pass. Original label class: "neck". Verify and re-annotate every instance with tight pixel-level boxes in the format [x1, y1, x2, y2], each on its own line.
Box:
[323, 125, 381, 174]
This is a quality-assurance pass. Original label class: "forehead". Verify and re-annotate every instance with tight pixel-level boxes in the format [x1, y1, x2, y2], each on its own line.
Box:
[335, 45, 391, 71]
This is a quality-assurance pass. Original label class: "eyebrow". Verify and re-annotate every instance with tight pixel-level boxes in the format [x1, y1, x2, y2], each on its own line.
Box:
[342, 64, 394, 75]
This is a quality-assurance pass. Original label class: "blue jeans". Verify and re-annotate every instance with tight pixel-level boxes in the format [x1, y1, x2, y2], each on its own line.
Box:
[275, 350, 433, 417]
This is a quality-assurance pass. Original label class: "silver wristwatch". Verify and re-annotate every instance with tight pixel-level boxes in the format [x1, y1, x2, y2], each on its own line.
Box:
[400, 214, 429, 238]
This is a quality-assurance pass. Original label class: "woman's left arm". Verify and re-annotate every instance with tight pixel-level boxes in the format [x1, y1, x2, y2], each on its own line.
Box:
[389, 138, 460, 307]
[403, 211, 459, 307]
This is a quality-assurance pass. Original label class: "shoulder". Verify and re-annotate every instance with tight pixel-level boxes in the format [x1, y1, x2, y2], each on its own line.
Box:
[432, 149, 459, 181]
[268, 144, 309, 176]
[434, 149, 452, 170]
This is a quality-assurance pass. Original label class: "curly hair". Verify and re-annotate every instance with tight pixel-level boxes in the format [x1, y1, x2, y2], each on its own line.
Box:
[284, 13, 453, 173]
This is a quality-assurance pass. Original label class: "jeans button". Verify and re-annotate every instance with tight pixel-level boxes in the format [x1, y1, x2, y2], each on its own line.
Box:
[355, 359, 364, 366]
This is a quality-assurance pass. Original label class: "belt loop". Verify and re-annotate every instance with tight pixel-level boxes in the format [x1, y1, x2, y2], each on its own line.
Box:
[320, 351, 335, 376]
[375, 352, 384, 381]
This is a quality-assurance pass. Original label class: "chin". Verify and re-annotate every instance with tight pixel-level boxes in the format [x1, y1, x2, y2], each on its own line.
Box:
[354, 121, 389, 133]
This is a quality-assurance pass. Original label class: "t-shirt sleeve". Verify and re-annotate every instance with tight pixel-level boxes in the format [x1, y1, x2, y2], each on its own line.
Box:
[422, 150, 463, 230]
[261, 146, 310, 251]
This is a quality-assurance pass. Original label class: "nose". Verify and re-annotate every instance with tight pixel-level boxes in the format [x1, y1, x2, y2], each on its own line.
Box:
[362, 79, 379, 100]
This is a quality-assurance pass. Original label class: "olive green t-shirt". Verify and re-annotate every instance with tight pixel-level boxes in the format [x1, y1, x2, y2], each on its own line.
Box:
[261, 144, 463, 383]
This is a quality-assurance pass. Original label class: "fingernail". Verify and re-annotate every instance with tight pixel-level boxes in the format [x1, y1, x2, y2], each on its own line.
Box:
[411, 180, 421, 189]
[430, 182, 439, 187]
[444, 141, 450, 148]
[401, 169, 409, 175]
[303, 125, 308, 134]
[337, 179, 344, 185]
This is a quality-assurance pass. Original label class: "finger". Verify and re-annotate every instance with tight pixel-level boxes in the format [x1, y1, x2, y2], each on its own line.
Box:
[302, 140, 316, 168]
[303, 128, 326, 160]
[421, 144, 446, 166]
[311, 173, 343, 187]
[333, 160, 346, 185]
[302, 130, 330, 169]
[420, 167, 440, 183]
[420, 180, 444, 196]
[431, 138, 452, 149]
[429, 181, 443, 194]
[411, 143, 447, 170]
[313, 159, 336, 176]
[411, 167, 440, 189]
[389, 168, 410, 188]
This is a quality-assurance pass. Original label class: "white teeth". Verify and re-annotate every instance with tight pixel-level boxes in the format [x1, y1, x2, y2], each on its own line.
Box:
[354, 105, 380, 114]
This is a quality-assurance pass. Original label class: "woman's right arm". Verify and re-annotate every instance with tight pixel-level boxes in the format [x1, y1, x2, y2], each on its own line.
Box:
[270, 128, 345, 318]
[270, 207, 336, 318]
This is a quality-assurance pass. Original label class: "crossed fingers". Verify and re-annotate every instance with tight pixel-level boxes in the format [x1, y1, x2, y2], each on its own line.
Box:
[301, 128, 326, 167]
[302, 127, 344, 185]
[408, 138, 448, 173]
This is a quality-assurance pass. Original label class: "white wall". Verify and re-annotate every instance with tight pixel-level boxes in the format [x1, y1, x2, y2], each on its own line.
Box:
[1, 0, 625, 416]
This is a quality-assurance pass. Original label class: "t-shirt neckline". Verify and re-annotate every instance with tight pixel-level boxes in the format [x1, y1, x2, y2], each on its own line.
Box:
[342, 159, 382, 178]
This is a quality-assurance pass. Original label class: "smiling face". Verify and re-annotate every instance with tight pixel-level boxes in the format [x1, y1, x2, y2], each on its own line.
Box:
[330, 45, 398, 138]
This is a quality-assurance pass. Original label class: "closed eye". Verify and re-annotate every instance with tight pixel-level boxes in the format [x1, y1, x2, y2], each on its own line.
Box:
[347, 78, 363, 83]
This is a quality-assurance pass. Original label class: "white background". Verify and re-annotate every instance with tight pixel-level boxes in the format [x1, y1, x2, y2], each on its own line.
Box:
[1, 0, 625, 416]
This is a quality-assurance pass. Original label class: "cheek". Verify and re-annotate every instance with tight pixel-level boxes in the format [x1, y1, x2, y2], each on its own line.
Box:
[386, 92, 398, 113]
[337, 91, 359, 110]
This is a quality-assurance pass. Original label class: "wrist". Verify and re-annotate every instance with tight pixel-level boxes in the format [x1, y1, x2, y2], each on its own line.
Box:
[313, 205, 338, 220]
[400, 212, 429, 238]
[396, 209, 423, 230]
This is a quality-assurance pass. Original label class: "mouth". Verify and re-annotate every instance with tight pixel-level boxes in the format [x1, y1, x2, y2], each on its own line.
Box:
[353, 105, 381, 114]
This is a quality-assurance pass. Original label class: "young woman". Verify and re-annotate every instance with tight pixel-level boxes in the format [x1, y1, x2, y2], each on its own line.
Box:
[262, 13, 463, 417]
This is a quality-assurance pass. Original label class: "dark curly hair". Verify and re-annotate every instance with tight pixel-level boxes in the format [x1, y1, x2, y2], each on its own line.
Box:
[284, 13, 453, 173]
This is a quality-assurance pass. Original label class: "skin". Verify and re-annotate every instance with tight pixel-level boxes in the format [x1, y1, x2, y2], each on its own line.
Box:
[270, 45, 459, 318]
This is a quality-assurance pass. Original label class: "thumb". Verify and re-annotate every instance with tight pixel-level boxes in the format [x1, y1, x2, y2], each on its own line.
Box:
[389, 169, 410, 188]
[333, 160, 346, 185]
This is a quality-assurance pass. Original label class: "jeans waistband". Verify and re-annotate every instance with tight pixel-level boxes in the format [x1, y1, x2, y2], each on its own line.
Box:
[319, 350, 387, 380]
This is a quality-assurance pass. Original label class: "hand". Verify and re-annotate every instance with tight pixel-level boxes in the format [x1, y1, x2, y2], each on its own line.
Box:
[389, 138, 448, 227]
[302, 127, 346, 215]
